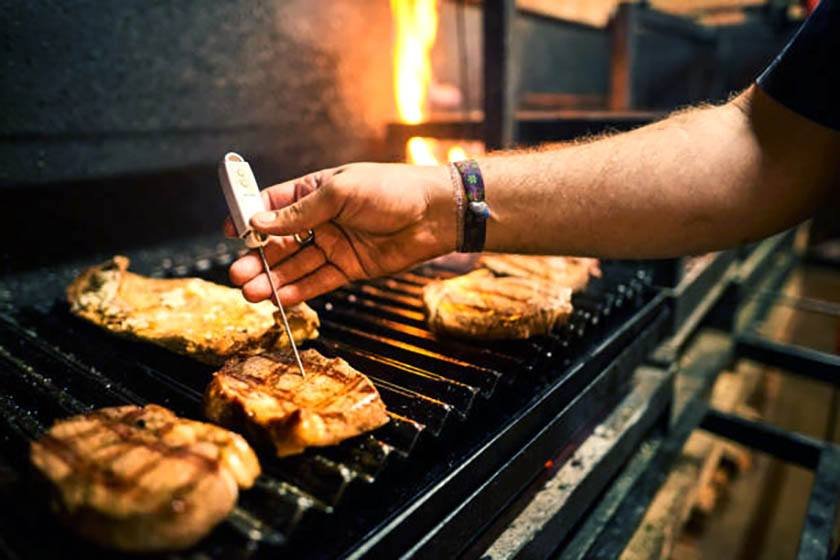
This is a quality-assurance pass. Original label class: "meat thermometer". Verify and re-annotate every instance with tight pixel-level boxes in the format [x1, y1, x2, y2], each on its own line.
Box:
[219, 152, 307, 378]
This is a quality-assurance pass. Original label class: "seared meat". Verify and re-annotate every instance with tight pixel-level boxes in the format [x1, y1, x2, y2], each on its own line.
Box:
[422, 269, 573, 339]
[205, 349, 389, 457]
[29, 404, 260, 552]
[66, 256, 319, 365]
[478, 254, 601, 293]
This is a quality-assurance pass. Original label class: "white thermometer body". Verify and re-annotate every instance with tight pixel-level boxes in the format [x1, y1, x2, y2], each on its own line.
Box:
[218, 152, 307, 377]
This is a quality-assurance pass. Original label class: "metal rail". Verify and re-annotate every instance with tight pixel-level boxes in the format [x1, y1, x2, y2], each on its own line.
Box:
[557, 232, 840, 560]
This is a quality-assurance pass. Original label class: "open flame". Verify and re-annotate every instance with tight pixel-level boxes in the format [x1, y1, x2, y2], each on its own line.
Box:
[391, 0, 468, 165]
[392, 0, 437, 125]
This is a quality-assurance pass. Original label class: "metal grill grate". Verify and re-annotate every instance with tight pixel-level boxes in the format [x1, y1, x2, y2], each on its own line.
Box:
[0, 248, 666, 558]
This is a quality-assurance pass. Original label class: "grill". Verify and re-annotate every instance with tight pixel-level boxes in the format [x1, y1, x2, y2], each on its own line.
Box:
[0, 239, 669, 558]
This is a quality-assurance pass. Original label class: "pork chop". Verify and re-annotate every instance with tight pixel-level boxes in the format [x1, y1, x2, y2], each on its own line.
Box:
[422, 269, 573, 339]
[66, 256, 319, 365]
[29, 404, 260, 552]
[205, 349, 389, 457]
[478, 254, 601, 293]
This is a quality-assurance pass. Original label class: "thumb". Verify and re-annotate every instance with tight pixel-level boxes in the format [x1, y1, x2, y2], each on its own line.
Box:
[251, 183, 340, 235]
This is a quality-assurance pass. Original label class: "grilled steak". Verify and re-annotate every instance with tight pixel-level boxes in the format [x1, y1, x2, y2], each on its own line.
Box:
[205, 349, 389, 457]
[422, 269, 573, 339]
[478, 254, 601, 293]
[67, 256, 319, 365]
[29, 404, 260, 552]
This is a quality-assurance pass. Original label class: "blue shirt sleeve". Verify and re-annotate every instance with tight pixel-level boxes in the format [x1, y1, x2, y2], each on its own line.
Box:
[756, 0, 840, 131]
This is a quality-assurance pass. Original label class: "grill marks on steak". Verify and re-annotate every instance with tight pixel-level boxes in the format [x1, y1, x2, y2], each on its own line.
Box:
[29, 405, 260, 552]
[66, 256, 320, 365]
[205, 349, 389, 457]
[422, 269, 573, 339]
[477, 254, 601, 293]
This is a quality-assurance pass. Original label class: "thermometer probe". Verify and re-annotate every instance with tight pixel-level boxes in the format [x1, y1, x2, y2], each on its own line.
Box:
[218, 152, 307, 378]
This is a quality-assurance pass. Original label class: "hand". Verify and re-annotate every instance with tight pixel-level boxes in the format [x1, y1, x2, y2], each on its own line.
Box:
[226, 162, 455, 305]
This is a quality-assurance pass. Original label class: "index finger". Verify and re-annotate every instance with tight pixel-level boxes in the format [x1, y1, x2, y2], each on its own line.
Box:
[260, 168, 337, 211]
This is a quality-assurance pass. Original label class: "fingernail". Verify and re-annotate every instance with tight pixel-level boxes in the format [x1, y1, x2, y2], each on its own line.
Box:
[254, 212, 276, 226]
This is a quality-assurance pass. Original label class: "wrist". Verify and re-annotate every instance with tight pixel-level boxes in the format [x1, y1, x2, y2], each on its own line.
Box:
[422, 164, 458, 256]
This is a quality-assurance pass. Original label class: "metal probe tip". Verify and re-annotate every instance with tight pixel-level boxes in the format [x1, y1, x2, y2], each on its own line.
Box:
[258, 247, 307, 378]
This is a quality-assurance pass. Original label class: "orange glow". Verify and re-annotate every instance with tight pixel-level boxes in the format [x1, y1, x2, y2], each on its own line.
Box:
[447, 145, 468, 162]
[391, 0, 438, 125]
[392, 0, 468, 164]
[407, 136, 440, 166]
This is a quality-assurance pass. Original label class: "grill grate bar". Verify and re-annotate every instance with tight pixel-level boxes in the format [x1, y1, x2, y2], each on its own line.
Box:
[329, 289, 426, 324]
[225, 508, 286, 547]
[0, 345, 91, 415]
[370, 277, 426, 296]
[366, 377, 452, 435]
[318, 320, 502, 396]
[16, 307, 208, 416]
[391, 271, 442, 286]
[315, 303, 525, 370]
[338, 274, 564, 358]
[375, 412, 424, 456]
[0, 314, 146, 406]
[318, 436, 396, 482]
[350, 284, 423, 310]
[314, 337, 478, 416]
[0, 391, 45, 443]
[266, 454, 362, 507]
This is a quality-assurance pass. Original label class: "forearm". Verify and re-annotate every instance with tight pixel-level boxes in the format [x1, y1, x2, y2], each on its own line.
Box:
[477, 86, 837, 258]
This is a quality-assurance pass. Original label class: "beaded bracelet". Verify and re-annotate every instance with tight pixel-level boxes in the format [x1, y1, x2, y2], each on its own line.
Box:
[452, 159, 491, 253]
[447, 163, 465, 250]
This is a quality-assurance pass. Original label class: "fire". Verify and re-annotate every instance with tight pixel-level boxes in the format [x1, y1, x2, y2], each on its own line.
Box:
[391, 0, 437, 125]
[391, 0, 468, 165]
[407, 136, 439, 166]
[447, 145, 467, 162]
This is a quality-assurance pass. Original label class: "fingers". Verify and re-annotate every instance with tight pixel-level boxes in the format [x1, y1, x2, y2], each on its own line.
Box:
[277, 265, 350, 306]
[251, 174, 341, 236]
[229, 236, 300, 286]
[223, 168, 337, 238]
[240, 245, 326, 302]
[242, 262, 348, 306]
[261, 169, 332, 210]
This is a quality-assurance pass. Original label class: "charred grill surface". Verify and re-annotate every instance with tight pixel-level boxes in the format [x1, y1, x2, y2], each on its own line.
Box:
[0, 241, 665, 559]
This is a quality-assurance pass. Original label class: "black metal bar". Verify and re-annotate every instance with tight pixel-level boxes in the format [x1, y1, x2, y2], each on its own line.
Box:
[346, 297, 668, 558]
[648, 253, 735, 366]
[797, 445, 840, 560]
[482, 366, 674, 560]
[608, 3, 634, 110]
[482, 0, 516, 149]
[700, 408, 823, 469]
[581, 396, 710, 559]
[580, 401, 840, 559]
[735, 229, 797, 300]
[560, 429, 667, 560]
[736, 331, 840, 387]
